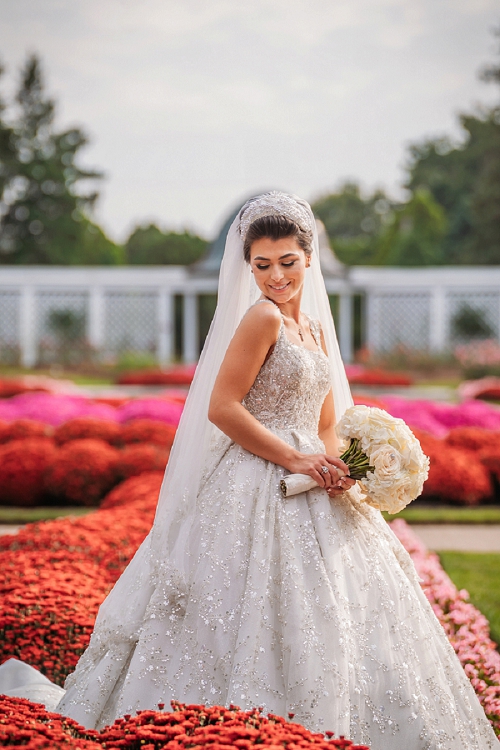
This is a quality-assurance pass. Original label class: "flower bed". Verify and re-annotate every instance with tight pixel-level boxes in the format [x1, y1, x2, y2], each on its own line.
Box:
[44, 439, 121, 506]
[0, 697, 369, 749]
[116, 364, 197, 386]
[0, 419, 175, 507]
[0, 494, 498, 739]
[345, 365, 413, 386]
[0, 438, 57, 506]
[391, 520, 500, 734]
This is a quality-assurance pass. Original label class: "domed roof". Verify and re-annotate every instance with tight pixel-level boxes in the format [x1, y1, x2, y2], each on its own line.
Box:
[191, 199, 344, 277]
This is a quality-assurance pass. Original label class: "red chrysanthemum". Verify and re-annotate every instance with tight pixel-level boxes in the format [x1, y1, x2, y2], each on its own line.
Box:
[0, 438, 57, 506]
[116, 444, 169, 480]
[44, 439, 120, 506]
[54, 418, 121, 446]
[120, 419, 177, 449]
[100, 471, 163, 510]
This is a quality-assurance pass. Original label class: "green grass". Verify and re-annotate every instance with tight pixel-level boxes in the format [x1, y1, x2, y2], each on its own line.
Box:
[382, 505, 500, 524]
[439, 551, 500, 647]
[0, 506, 94, 524]
[0, 366, 113, 386]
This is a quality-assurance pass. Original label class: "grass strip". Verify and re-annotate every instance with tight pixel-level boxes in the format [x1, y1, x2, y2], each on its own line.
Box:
[0, 506, 94, 524]
[383, 505, 500, 524]
[439, 551, 500, 647]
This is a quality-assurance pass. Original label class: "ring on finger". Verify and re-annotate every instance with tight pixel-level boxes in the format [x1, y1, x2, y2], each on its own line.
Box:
[321, 466, 329, 474]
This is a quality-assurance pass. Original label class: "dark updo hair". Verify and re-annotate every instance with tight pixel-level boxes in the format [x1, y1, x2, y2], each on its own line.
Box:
[243, 214, 313, 263]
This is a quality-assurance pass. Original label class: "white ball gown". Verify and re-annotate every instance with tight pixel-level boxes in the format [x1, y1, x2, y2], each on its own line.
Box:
[1, 311, 496, 749]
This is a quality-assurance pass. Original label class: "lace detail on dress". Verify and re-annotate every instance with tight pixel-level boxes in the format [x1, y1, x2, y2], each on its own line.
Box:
[243, 305, 330, 436]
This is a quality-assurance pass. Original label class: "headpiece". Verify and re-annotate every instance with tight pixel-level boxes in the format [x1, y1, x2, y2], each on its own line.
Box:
[238, 191, 314, 241]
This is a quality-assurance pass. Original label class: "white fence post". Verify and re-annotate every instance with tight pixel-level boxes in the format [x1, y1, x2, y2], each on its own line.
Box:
[88, 286, 105, 350]
[339, 291, 353, 363]
[20, 286, 36, 368]
[183, 293, 198, 363]
[430, 286, 446, 352]
[157, 290, 174, 366]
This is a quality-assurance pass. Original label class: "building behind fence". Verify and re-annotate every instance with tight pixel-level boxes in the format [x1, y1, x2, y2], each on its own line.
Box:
[1, 264, 499, 367]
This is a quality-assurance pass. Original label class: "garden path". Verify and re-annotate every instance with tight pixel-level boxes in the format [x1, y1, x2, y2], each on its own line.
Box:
[411, 524, 500, 552]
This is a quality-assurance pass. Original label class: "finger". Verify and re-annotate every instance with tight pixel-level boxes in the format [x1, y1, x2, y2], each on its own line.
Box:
[312, 468, 326, 487]
[320, 465, 333, 489]
[325, 456, 350, 476]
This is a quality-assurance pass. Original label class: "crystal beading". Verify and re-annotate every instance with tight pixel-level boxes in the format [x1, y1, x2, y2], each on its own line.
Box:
[239, 191, 314, 241]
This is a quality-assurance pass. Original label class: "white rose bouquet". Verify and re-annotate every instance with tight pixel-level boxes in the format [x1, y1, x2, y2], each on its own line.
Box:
[280, 405, 429, 514]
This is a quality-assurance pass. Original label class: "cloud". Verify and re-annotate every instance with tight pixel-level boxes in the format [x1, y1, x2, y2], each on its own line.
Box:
[0, 0, 498, 239]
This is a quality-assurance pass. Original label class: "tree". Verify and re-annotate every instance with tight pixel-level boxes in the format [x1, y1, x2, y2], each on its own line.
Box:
[374, 188, 447, 266]
[125, 223, 208, 265]
[0, 54, 122, 264]
[405, 28, 500, 265]
[311, 182, 395, 265]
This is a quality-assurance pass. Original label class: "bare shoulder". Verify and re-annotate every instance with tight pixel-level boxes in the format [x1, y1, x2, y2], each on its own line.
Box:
[239, 300, 281, 335]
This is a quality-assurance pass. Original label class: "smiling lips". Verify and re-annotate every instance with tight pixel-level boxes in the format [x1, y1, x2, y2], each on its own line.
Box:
[269, 282, 290, 292]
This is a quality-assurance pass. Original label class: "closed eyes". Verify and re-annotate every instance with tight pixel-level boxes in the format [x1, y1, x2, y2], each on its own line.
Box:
[256, 261, 296, 270]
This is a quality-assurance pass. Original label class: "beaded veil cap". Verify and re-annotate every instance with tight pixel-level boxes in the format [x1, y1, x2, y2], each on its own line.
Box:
[238, 191, 314, 241]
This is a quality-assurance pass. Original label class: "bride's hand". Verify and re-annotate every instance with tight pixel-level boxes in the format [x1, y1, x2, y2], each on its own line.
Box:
[287, 453, 354, 492]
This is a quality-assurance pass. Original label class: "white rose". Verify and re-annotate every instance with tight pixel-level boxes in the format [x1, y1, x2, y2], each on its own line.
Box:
[369, 445, 402, 481]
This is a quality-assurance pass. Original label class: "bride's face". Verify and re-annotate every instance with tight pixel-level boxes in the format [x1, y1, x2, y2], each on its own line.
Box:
[249, 236, 310, 304]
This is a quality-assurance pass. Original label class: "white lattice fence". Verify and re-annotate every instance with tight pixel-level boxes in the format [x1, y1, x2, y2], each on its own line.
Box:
[0, 290, 20, 363]
[447, 292, 500, 345]
[36, 291, 88, 363]
[370, 292, 431, 351]
[104, 291, 157, 353]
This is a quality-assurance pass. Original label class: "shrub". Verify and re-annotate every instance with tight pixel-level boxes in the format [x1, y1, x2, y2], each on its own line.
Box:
[116, 364, 196, 385]
[0, 418, 52, 443]
[44, 439, 120, 506]
[0, 698, 369, 749]
[120, 419, 177, 448]
[0, 502, 155, 684]
[421, 444, 492, 505]
[0, 438, 57, 506]
[117, 399, 183, 425]
[54, 418, 121, 446]
[116, 445, 169, 480]
[100, 471, 163, 510]
[479, 445, 500, 483]
[446, 426, 500, 452]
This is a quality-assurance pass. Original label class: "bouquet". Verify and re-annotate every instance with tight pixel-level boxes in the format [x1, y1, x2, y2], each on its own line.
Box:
[280, 405, 429, 514]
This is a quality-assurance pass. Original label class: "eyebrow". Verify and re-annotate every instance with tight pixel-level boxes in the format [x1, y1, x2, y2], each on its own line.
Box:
[253, 252, 300, 261]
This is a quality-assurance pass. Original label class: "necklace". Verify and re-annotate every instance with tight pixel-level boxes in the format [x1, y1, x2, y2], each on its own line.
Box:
[282, 312, 304, 342]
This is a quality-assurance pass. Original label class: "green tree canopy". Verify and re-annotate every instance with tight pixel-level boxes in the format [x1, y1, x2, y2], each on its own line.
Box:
[374, 188, 447, 266]
[311, 182, 395, 265]
[125, 223, 208, 265]
[405, 28, 500, 265]
[0, 54, 122, 265]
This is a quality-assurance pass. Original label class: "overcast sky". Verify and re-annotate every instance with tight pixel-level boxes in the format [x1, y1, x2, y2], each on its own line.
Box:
[1, 0, 499, 241]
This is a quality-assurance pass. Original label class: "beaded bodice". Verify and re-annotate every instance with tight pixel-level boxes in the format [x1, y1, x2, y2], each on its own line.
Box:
[243, 305, 331, 436]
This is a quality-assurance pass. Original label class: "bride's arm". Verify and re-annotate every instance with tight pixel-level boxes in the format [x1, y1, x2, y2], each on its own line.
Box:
[208, 303, 348, 489]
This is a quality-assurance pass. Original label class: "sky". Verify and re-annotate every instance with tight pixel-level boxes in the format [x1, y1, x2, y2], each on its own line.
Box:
[1, 0, 499, 242]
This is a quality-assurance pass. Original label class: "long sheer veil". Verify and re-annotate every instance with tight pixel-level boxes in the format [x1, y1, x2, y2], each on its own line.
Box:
[68, 193, 355, 659]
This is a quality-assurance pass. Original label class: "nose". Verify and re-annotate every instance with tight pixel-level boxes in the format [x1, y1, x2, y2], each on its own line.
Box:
[270, 265, 284, 282]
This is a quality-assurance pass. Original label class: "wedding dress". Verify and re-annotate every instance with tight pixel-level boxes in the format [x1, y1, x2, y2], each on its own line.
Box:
[1, 193, 496, 748]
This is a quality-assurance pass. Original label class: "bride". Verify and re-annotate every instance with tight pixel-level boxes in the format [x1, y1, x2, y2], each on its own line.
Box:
[1, 192, 496, 748]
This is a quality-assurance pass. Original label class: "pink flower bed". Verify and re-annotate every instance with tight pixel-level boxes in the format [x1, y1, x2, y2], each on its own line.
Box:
[391, 520, 500, 733]
[0, 393, 184, 427]
[381, 395, 500, 438]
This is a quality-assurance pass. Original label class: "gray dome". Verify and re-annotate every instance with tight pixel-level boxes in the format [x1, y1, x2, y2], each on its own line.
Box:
[191, 200, 344, 277]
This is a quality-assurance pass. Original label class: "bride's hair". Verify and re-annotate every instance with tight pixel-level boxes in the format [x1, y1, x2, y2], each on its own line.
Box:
[243, 215, 313, 263]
